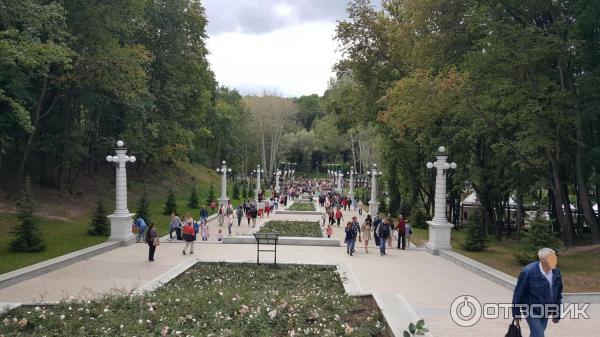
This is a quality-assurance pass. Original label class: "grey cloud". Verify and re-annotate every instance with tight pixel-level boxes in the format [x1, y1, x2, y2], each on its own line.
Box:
[203, 0, 368, 35]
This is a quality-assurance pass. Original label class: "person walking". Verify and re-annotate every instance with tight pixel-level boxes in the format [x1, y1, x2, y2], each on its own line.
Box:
[351, 216, 361, 254]
[217, 204, 225, 226]
[396, 215, 407, 250]
[145, 222, 158, 262]
[182, 221, 195, 255]
[372, 215, 381, 247]
[405, 221, 413, 248]
[236, 205, 244, 226]
[357, 200, 364, 215]
[335, 208, 344, 227]
[328, 208, 335, 226]
[344, 222, 356, 256]
[200, 205, 209, 221]
[326, 224, 333, 238]
[376, 218, 392, 256]
[251, 206, 258, 227]
[227, 213, 234, 236]
[362, 216, 373, 253]
[168, 212, 181, 241]
[200, 219, 209, 241]
[512, 248, 563, 337]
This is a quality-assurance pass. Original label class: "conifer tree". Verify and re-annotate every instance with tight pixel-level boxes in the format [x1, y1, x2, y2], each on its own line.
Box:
[89, 199, 110, 236]
[206, 182, 216, 205]
[463, 209, 488, 251]
[136, 191, 151, 222]
[10, 177, 45, 252]
[164, 189, 177, 215]
[188, 184, 199, 209]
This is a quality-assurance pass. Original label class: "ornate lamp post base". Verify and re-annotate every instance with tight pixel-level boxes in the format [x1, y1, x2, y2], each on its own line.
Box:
[108, 213, 136, 245]
[368, 201, 379, 217]
[425, 220, 453, 255]
[218, 197, 230, 209]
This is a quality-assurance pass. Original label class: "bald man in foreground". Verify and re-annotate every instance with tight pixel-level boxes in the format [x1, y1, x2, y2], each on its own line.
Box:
[512, 248, 563, 337]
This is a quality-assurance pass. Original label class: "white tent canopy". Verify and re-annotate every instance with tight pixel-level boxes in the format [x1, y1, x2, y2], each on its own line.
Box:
[461, 191, 517, 208]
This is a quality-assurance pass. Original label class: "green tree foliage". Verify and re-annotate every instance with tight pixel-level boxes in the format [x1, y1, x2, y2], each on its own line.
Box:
[332, 0, 600, 245]
[232, 181, 240, 200]
[188, 184, 199, 209]
[206, 182, 216, 205]
[10, 178, 45, 252]
[242, 183, 248, 200]
[516, 213, 562, 265]
[136, 192, 151, 223]
[463, 209, 489, 252]
[163, 189, 177, 215]
[295, 94, 323, 130]
[89, 200, 110, 236]
[409, 209, 428, 229]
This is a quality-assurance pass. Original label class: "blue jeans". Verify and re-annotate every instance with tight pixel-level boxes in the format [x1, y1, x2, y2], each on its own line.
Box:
[379, 236, 386, 254]
[138, 227, 146, 242]
[347, 239, 355, 254]
[526, 317, 548, 337]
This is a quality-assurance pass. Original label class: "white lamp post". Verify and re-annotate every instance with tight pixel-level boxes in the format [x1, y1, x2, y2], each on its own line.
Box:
[367, 163, 383, 216]
[336, 171, 344, 193]
[274, 170, 282, 193]
[253, 165, 264, 201]
[347, 167, 357, 200]
[105, 140, 136, 244]
[425, 146, 457, 254]
[216, 160, 232, 208]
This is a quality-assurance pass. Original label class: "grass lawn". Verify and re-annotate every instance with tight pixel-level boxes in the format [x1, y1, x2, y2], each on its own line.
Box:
[0, 176, 248, 275]
[287, 202, 316, 212]
[0, 213, 106, 275]
[407, 226, 600, 292]
[258, 221, 323, 237]
[0, 263, 387, 337]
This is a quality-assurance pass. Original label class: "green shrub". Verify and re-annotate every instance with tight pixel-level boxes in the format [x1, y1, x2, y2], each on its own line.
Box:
[232, 181, 240, 200]
[206, 182, 216, 204]
[163, 189, 177, 215]
[10, 179, 45, 252]
[258, 221, 322, 237]
[515, 212, 562, 265]
[463, 209, 488, 251]
[409, 208, 429, 228]
[287, 202, 316, 211]
[88, 200, 110, 236]
[188, 184, 199, 209]
[136, 191, 151, 222]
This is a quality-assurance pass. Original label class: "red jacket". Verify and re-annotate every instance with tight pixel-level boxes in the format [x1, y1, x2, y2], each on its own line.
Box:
[335, 210, 343, 219]
[397, 219, 406, 232]
[183, 224, 195, 236]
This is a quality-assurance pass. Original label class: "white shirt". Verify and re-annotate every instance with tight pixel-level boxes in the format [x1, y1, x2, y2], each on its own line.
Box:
[539, 262, 553, 290]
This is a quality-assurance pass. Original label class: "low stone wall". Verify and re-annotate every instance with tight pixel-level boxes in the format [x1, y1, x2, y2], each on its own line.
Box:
[222, 236, 340, 247]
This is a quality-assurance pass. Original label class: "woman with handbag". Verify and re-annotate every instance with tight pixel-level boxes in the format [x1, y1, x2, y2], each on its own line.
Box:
[145, 222, 158, 262]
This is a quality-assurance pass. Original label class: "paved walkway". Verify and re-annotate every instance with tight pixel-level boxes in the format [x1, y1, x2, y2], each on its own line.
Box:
[0, 203, 597, 337]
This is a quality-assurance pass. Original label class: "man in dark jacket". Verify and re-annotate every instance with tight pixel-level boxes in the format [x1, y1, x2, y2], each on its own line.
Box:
[512, 248, 562, 337]
[376, 217, 391, 256]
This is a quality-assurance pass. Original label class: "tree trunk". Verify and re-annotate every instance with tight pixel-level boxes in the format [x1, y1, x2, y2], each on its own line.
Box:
[549, 157, 573, 246]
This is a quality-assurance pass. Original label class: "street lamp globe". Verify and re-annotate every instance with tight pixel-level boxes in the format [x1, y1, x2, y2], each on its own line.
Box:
[438, 146, 446, 153]
[117, 140, 124, 147]
[450, 162, 457, 169]
[130, 156, 136, 163]
[106, 155, 113, 162]
[426, 162, 434, 169]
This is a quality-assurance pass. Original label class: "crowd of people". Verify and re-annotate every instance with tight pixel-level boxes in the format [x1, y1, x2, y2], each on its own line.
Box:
[134, 177, 415, 261]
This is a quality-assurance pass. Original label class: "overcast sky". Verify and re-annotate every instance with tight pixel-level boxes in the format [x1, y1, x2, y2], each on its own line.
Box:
[204, 0, 378, 97]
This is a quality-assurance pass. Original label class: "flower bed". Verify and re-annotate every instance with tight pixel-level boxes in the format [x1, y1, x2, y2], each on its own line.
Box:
[0, 263, 387, 336]
[258, 220, 322, 237]
[287, 202, 316, 212]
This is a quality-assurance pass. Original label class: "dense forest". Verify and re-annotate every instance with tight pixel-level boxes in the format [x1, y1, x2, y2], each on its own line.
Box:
[2, 0, 600, 248]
